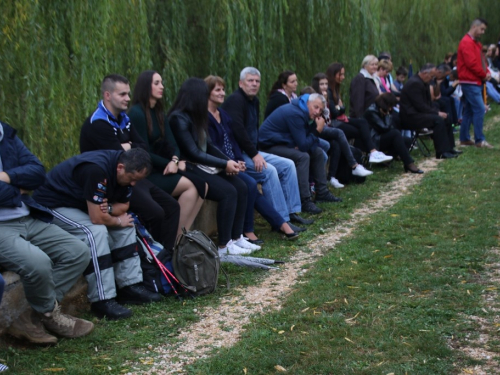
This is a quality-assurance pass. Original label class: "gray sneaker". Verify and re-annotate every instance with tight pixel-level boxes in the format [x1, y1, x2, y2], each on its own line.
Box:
[7, 307, 58, 344]
[42, 301, 94, 338]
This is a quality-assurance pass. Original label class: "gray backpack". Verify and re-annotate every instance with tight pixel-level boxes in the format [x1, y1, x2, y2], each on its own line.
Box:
[172, 229, 220, 296]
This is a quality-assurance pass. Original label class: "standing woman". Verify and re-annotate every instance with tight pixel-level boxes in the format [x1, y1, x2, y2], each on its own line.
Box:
[327, 62, 393, 164]
[205, 75, 298, 240]
[129, 70, 205, 237]
[168, 78, 257, 255]
[264, 70, 298, 118]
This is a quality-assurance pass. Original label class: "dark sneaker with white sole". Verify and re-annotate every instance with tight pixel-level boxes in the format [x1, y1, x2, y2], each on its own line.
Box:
[91, 298, 133, 320]
[117, 283, 162, 305]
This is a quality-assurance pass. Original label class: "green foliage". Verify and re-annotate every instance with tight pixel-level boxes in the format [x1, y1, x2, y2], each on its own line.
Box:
[0, 0, 498, 167]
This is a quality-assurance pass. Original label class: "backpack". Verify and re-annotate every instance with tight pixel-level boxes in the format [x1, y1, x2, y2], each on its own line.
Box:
[172, 229, 220, 296]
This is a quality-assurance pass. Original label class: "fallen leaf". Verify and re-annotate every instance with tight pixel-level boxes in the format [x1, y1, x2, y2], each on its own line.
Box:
[301, 307, 310, 313]
[390, 214, 399, 217]
[344, 337, 355, 343]
[345, 312, 361, 322]
[278, 330, 285, 334]
[290, 325, 295, 331]
[243, 368, 247, 374]
[384, 255, 393, 259]
[275, 365, 287, 372]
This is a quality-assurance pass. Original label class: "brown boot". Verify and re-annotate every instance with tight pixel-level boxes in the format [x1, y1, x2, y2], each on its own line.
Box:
[41, 301, 94, 338]
[7, 307, 58, 344]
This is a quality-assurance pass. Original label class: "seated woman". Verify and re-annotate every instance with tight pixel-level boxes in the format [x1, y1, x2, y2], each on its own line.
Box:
[264, 70, 298, 118]
[205, 75, 298, 240]
[364, 93, 423, 174]
[128, 70, 205, 238]
[327, 62, 393, 164]
[374, 59, 393, 93]
[168, 77, 258, 255]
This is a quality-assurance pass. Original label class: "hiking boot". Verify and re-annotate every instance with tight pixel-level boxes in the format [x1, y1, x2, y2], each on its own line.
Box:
[117, 283, 162, 305]
[6, 307, 58, 344]
[41, 301, 94, 338]
[301, 199, 322, 214]
[91, 298, 133, 320]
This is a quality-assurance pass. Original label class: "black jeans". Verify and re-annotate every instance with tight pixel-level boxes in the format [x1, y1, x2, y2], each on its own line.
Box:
[401, 113, 455, 155]
[189, 167, 247, 246]
[130, 179, 180, 253]
[378, 129, 414, 166]
[334, 117, 375, 152]
[320, 127, 358, 178]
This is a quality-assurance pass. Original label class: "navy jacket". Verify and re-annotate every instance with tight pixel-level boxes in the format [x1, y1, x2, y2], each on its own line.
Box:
[207, 109, 244, 162]
[0, 122, 53, 222]
[258, 97, 320, 153]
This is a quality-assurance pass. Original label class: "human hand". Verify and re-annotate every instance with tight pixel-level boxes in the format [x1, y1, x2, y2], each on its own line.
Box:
[178, 161, 186, 171]
[316, 116, 326, 133]
[99, 198, 109, 214]
[0, 171, 11, 184]
[238, 161, 246, 172]
[438, 111, 448, 119]
[119, 213, 135, 227]
[485, 73, 492, 81]
[163, 161, 178, 175]
[225, 160, 240, 175]
[121, 142, 132, 151]
[252, 153, 267, 172]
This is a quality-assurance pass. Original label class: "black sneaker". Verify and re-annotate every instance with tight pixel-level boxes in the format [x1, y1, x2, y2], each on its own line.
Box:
[117, 283, 162, 305]
[301, 199, 322, 214]
[315, 192, 342, 203]
[289, 213, 314, 225]
[91, 299, 132, 320]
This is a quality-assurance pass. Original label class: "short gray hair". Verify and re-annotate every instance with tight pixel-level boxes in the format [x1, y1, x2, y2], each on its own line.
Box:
[240, 67, 261, 81]
[361, 55, 378, 69]
[308, 93, 326, 106]
[471, 18, 487, 28]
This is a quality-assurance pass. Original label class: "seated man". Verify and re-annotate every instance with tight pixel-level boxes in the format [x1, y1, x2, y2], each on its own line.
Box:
[258, 93, 341, 208]
[400, 63, 458, 159]
[80, 74, 180, 254]
[222, 67, 317, 220]
[33, 148, 161, 320]
[0, 120, 93, 344]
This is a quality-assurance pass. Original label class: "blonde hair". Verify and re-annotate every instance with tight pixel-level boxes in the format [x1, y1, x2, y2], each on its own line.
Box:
[378, 59, 393, 72]
[361, 55, 378, 69]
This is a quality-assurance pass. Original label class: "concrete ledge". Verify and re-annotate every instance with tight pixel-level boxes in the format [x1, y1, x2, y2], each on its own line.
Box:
[192, 199, 218, 237]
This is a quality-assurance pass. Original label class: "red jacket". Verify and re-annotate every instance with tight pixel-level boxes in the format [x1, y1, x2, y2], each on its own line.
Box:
[457, 33, 487, 85]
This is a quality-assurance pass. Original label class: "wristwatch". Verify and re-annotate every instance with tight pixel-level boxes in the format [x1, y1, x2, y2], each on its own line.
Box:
[107, 204, 113, 214]
[172, 158, 179, 165]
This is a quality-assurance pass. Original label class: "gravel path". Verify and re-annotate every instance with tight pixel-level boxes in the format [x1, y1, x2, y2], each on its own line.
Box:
[130, 158, 443, 374]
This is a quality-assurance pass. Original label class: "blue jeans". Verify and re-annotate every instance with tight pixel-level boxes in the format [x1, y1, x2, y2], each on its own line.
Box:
[486, 81, 500, 104]
[238, 172, 286, 232]
[460, 84, 485, 143]
[242, 151, 302, 221]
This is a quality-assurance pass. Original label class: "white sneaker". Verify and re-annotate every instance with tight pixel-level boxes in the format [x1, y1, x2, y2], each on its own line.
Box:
[218, 240, 252, 256]
[329, 177, 344, 189]
[369, 151, 393, 163]
[235, 235, 261, 252]
[352, 164, 373, 177]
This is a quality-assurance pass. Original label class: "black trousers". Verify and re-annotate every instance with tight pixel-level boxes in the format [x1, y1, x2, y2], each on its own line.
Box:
[401, 114, 455, 155]
[188, 167, 247, 246]
[262, 145, 328, 200]
[378, 129, 414, 166]
[130, 179, 180, 253]
[334, 117, 375, 152]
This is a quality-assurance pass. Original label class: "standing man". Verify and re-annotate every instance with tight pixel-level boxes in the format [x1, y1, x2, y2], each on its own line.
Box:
[0, 120, 93, 344]
[80, 74, 180, 254]
[400, 64, 458, 159]
[457, 18, 493, 148]
[222, 67, 317, 220]
[33, 148, 161, 320]
[258, 93, 341, 207]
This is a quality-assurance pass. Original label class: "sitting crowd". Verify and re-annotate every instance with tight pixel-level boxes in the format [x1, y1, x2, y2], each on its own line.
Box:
[0, 19, 496, 366]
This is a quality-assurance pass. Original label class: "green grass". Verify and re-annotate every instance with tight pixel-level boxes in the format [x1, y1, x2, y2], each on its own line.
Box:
[2, 107, 500, 374]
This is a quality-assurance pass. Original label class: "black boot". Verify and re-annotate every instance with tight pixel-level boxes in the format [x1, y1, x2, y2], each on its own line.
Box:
[117, 283, 162, 305]
[91, 299, 133, 320]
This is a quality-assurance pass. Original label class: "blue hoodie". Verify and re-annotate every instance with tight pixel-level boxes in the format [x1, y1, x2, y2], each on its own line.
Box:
[258, 95, 320, 153]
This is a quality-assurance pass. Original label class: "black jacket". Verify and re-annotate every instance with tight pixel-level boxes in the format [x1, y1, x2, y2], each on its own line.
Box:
[349, 73, 379, 118]
[400, 74, 438, 120]
[363, 103, 393, 149]
[168, 110, 229, 169]
[221, 88, 260, 158]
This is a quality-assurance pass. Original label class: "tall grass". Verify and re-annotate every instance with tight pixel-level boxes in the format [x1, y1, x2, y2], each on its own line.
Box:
[0, 0, 498, 167]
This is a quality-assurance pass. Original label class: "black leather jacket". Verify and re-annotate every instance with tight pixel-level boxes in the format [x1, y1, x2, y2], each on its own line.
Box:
[363, 103, 393, 149]
[168, 110, 229, 169]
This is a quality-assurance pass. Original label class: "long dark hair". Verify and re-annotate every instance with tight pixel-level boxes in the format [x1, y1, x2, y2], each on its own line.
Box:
[167, 77, 209, 147]
[311, 73, 327, 95]
[131, 70, 165, 137]
[326, 62, 344, 105]
[268, 70, 295, 99]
